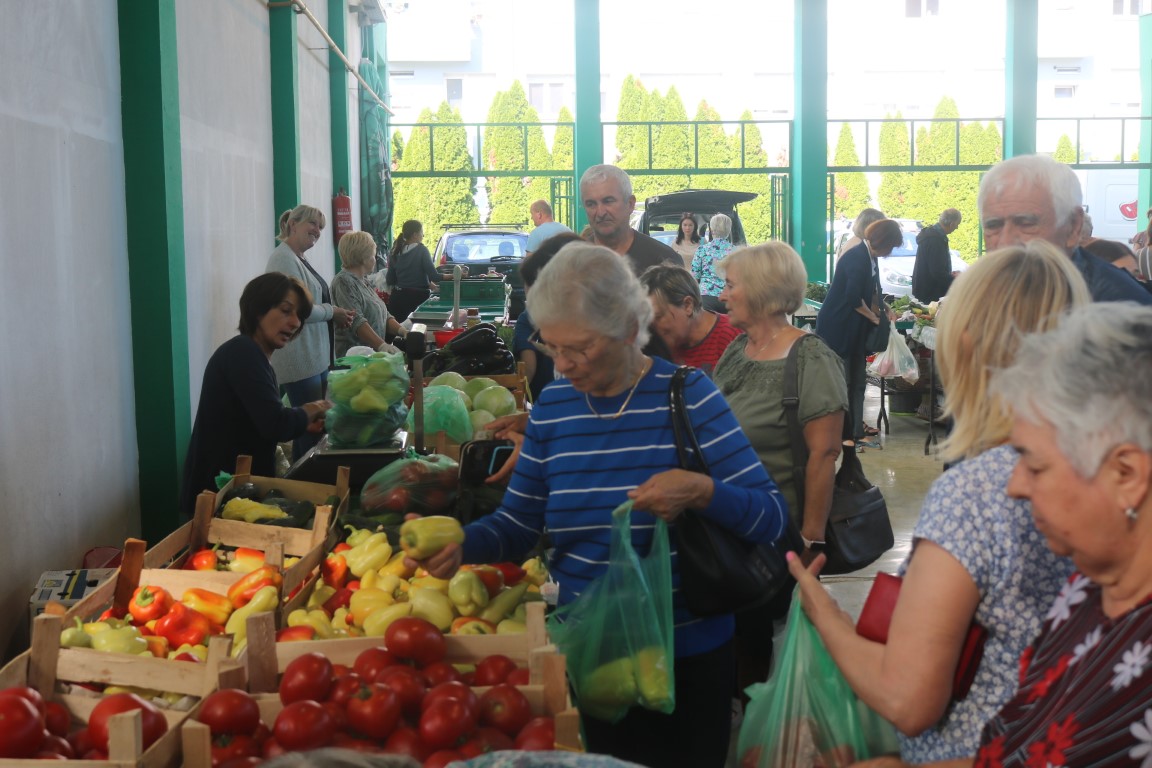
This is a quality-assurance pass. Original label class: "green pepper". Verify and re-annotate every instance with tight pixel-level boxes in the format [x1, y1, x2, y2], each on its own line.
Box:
[344, 524, 374, 548]
[448, 570, 489, 617]
[225, 585, 279, 655]
[90, 623, 149, 656]
[398, 515, 465, 560]
[580, 656, 638, 722]
[344, 531, 393, 577]
[479, 581, 529, 624]
[60, 617, 91, 648]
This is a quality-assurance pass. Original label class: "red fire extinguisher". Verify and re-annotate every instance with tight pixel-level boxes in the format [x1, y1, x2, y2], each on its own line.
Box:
[332, 189, 353, 245]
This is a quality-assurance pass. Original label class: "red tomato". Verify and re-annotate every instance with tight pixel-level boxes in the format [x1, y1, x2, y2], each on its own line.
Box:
[421, 681, 479, 717]
[353, 647, 399, 681]
[514, 716, 555, 751]
[459, 726, 514, 757]
[273, 701, 335, 751]
[382, 725, 429, 761]
[380, 487, 409, 513]
[66, 726, 94, 758]
[473, 654, 518, 686]
[332, 731, 383, 752]
[321, 700, 349, 732]
[36, 733, 74, 760]
[44, 701, 70, 738]
[210, 733, 260, 767]
[346, 682, 401, 740]
[375, 664, 428, 718]
[419, 698, 477, 752]
[505, 667, 531, 686]
[279, 652, 334, 705]
[261, 737, 287, 760]
[331, 663, 352, 678]
[478, 684, 533, 737]
[0, 686, 46, 720]
[219, 758, 264, 768]
[327, 672, 365, 707]
[87, 693, 167, 752]
[198, 689, 261, 737]
[420, 661, 462, 687]
[425, 749, 466, 768]
[385, 617, 446, 666]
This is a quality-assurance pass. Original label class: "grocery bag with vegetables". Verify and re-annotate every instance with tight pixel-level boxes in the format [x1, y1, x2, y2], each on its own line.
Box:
[359, 449, 460, 517]
[326, 351, 410, 448]
[405, 384, 474, 444]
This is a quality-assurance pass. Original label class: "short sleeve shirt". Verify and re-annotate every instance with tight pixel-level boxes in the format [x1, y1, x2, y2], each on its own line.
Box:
[679, 313, 743, 375]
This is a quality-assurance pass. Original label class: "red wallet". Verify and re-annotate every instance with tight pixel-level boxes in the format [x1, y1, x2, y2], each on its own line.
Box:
[856, 572, 987, 701]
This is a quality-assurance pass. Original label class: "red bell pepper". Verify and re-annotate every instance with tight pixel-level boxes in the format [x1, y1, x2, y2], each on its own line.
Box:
[153, 602, 213, 647]
[322, 587, 355, 616]
[226, 565, 283, 609]
[184, 546, 221, 571]
[333, 542, 352, 554]
[276, 626, 316, 642]
[489, 562, 526, 587]
[463, 566, 505, 599]
[128, 586, 173, 624]
[322, 553, 350, 589]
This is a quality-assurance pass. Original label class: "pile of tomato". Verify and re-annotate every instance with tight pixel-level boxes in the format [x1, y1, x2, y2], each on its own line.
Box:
[0, 685, 168, 759]
[196, 616, 556, 768]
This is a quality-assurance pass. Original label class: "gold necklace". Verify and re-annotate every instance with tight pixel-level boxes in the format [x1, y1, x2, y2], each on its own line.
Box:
[585, 358, 651, 420]
[748, 325, 787, 357]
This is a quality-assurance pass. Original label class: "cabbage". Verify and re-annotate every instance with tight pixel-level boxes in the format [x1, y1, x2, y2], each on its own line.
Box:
[462, 376, 499, 402]
[469, 409, 496, 433]
[429, 371, 468, 390]
[472, 386, 518, 418]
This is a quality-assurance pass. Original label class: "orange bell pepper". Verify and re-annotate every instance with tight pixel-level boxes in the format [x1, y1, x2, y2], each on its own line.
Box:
[226, 564, 283, 609]
[181, 588, 234, 625]
[128, 586, 173, 625]
[227, 547, 266, 573]
[276, 626, 316, 642]
[322, 553, 350, 589]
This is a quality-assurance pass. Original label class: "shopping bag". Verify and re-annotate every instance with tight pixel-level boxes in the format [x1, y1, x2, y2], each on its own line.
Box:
[547, 501, 675, 724]
[867, 324, 919, 384]
[326, 352, 410, 448]
[736, 595, 899, 768]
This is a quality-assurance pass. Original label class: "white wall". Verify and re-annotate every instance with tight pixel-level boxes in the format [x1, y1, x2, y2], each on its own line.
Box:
[0, 3, 139, 657]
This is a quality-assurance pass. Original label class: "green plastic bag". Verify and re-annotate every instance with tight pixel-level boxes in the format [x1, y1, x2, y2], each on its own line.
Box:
[325, 401, 407, 449]
[328, 352, 410, 411]
[547, 501, 675, 724]
[736, 594, 899, 768]
[406, 385, 473, 444]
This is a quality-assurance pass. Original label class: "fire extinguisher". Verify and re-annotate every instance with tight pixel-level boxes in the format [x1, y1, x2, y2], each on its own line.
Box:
[332, 189, 353, 245]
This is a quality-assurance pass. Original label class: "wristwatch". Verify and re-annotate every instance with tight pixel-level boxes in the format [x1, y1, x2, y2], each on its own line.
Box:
[800, 535, 827, 552]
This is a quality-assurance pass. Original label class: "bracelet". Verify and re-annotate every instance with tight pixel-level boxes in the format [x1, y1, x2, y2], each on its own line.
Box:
[800, 535, 827, 551]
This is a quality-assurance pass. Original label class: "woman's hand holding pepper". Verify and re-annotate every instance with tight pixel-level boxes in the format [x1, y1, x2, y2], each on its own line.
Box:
[400, 513, 464, 579]
[627, 469, 713, 522]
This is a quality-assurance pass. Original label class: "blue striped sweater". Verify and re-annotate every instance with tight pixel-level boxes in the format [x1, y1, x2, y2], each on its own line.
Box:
[461, 356, 788, 657]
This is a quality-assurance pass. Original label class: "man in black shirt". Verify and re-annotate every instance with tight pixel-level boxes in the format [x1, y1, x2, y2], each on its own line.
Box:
[579, 164, 682, 276]
[912, 208, 962, 302]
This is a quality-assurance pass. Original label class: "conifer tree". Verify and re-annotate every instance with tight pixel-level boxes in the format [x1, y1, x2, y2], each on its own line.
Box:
[831, 123, 871, 218]
[483, 82, 552, 226]
[392, 104, 478, 243]
[690, 101, 733, 190]
[392, 131, 404, 167]
[877, 114, 914, 218]
[727, 111, 774, 244]
[906, 97, 960, 225]
[651, 86, 690, 193]
[1054, 134, 1076, 164]
[615, 75, 648, 167]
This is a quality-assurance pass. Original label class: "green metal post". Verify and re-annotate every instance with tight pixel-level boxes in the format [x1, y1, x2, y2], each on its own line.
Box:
[1141, 14, 1152, 220]
[573, 0, 603, 231]
[792, 0, 828, 279]
[329, 0, 352, 271]
[1004, 0, 1038, 158]
[270, 2, 302, 224]
[117, 0, 190, 541]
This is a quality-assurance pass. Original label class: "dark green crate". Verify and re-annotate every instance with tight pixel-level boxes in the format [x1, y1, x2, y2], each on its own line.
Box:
[438, 278, 507, 302]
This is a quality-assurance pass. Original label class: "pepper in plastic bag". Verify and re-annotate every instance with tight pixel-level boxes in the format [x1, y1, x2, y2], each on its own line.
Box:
[736, 594, 899, 767]
[547, 501, 675, 724]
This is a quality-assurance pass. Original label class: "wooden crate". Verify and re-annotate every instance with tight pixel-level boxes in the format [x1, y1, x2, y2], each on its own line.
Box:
[231, 598, 576, 750]
[0, 614, 243, 767]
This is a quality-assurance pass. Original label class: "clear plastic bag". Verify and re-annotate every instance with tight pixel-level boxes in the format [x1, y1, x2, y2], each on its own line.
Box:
[406, 385, 474, 444]
[359, 449, 460, 516]
[736, 596, 899, 768]
[548, 501, 675, 724]
[866, 325, 920, 384]
[325, 401, 407, 449]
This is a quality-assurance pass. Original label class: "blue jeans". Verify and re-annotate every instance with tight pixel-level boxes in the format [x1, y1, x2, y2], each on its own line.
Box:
[281, 370, 328, 462]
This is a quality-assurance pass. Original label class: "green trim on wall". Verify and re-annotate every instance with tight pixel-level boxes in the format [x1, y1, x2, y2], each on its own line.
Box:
[1140, 13, 1151, 220]
[792, 0, 828, 277]
[329, 0, 351, 272]
[117, 0, 190, 542]
[1004, 0, 1038, 158]
[573, 0, 603, 231]
[270, 3, 302, 223]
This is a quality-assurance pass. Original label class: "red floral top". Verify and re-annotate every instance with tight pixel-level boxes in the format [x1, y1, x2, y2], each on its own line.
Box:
[974, 573, 1152, 767]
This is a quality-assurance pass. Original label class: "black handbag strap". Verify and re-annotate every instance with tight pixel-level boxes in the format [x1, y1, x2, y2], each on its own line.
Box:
[669, 366, 709, 474]
[782, 334, 817, 514]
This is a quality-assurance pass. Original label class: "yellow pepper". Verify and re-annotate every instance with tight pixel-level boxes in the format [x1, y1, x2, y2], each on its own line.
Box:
[409, 587, 455, 632]
[409, 575, 451, 594]
[288, 608, 336, 639]
[378, 573, 409, 600]
[349, 587, 395, 627]
[307, 584, 338, 611]
[363, 602, 413, 637]
[521, 556, 548, 587]
[344, 532, 393, 577]
[168, 643, 208, 661]
[399, 516, 465, 559]
[448, 570, 489, 617]
[479, 582, 530, 624]
[225, 584, 279, 655]
[379, 551, 417, 579]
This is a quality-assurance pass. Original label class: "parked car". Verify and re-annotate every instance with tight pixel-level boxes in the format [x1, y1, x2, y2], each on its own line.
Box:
[431, 224, 529, 316]
[877, 229, 968, 297]
[634, 189, 758, 246]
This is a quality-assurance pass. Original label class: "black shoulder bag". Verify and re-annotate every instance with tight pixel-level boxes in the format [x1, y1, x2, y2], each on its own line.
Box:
[669, 366, 801, 616]
[783, 336, 894, 574]
[863, 264, 890, 354]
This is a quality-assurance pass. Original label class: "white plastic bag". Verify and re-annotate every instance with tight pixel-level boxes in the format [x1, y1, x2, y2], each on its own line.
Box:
[867, 325, 919, 384]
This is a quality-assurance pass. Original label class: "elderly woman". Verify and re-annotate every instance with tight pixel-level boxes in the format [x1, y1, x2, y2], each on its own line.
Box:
[639, 264, 742, 375]
[266, 204, 355, 460]
[385, 219, 439, 322]
[330, 230, 403, 357]
[711, 242, 847, 691]
[815, 218, 904, 447]
[181, 273, 331, 516]
[411, 242, 788, 767]
[788, 241, 1090, 763]
[846, 302, 1152, 767]
[671, 212, 701, 268]
[837, 207, 886, 260]
[691, 213, 734, 313]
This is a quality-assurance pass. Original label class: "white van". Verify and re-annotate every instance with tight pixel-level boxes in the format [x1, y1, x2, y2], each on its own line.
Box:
[1080, 168, 1141, 243]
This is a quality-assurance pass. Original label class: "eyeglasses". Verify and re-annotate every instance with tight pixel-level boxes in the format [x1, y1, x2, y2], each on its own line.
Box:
[528, 328, 603, 363]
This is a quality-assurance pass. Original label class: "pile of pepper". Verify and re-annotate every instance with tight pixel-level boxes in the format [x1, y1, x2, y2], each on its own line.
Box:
[276, 520, 548, 644]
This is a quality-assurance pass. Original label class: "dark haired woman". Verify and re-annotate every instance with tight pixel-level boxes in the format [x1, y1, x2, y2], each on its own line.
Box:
[671, 213, 701, 269]
[385, 219, 439, 322]
[181, 273, 332, 516]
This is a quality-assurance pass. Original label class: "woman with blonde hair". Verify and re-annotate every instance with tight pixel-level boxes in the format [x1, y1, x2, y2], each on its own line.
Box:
[265, 204, 355, 460]
[837, 207, 886, 260]
[789, 240, 1091, 763]
[331, 231, 403, 357]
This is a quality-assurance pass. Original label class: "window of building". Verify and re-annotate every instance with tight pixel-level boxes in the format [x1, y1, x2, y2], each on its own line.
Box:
[446, 78, 462, 109]
[1054, 85, 1076, 99]
[529, 83, 544, 111]
[528, 82, 567, 115]
[905, 0, 938, 17]
[1114, 0, 1142, 14]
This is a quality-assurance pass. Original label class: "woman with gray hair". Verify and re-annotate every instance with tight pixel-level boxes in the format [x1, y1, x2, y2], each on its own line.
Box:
[837, 207, 886, 260]
[691, 213, 735, 312]
[640, 263, 742, 375]
[330, 230, 403, 357]
[848, 302, 1152, 766]
[408, 242, 788, 768]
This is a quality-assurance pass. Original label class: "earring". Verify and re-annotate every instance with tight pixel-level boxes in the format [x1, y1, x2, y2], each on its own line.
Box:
[1126, 507, 1139, 522]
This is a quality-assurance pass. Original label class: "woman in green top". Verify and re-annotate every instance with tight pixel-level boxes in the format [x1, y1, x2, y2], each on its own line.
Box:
[330, 231, 404, 357]
[712, 241, 848, 693]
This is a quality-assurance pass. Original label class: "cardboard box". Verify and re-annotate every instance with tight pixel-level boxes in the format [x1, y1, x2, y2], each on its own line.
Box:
[30, 568, 116, 622]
